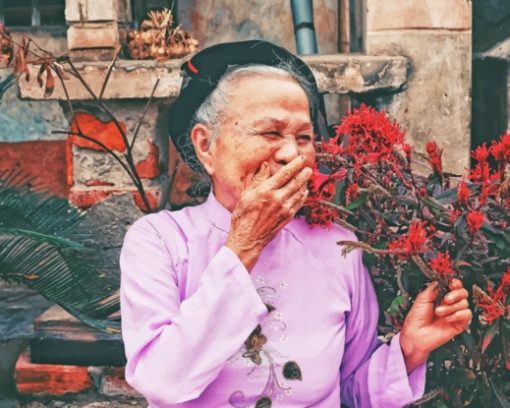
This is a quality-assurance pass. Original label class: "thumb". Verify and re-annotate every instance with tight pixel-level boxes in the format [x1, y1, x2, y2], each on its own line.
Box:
[415, 281, 440, 304]
[252, 161, 270, 185]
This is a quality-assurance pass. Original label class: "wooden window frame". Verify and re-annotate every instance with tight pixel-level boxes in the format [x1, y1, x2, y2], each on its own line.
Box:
[0, 0, 66, 31]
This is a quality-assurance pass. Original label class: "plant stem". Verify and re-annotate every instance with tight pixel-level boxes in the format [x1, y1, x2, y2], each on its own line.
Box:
[98, 48, 121, 100]
[129, 77, 160, 153]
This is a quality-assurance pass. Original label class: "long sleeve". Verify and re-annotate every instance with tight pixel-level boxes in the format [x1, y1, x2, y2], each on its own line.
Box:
[119, 216, 268, 407]
[339, 248, 427, 408]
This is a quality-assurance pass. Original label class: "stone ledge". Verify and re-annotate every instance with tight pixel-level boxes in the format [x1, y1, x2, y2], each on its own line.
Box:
[18, 55, 409, 101]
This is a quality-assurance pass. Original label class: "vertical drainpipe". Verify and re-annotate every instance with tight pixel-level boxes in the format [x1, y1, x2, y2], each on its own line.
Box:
[290, 0, 318, 55]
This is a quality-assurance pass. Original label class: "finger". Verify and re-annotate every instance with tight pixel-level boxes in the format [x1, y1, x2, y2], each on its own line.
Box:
[267, 156, 307, 189]
[285, 186, 309, 215]
[414, 281, 440, 303]
[276, 167, 313, 200]
[251, 161, 271, 186]
[448, 278, 463, 291]
[444, 309, 473, 324]
[442, 288, 469, 305]
[435, 298, 469, 317]
[271, 190, 308, 229]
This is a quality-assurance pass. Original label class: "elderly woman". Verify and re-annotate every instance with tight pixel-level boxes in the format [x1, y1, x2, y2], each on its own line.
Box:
[120, 40, 472, 408]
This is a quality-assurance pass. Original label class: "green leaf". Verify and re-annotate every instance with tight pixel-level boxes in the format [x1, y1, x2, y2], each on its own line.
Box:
[346, 192, 368, 211]
[0, 227, 85, 250]
[389, 295, 404, 315]
[481, 321, 499, 354]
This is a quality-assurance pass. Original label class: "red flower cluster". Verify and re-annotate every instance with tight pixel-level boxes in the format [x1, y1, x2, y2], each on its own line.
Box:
[466, 210, 484, 234]
[388, 220, 430, 257]
[345, 182, 359, 201]
[490, 133, 510, 162]
[471, 144, 489, 162]
[426, 141, 443, 175]
[305, 168, 346, 227]
[457, 181, 470, 207]
[475, 269, 510, 325]
[430, 251, 455, 277]
[330, 104, 406, 168]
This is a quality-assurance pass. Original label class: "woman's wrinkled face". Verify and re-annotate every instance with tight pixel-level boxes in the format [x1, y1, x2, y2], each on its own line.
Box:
[192, 74, 316, 211]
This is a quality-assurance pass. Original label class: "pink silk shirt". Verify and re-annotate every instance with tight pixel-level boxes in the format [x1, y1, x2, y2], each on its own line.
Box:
[120, 191, 427, 407]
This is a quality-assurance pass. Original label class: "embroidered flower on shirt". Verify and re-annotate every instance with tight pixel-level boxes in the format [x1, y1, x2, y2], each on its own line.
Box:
[228, 285, 302, 408]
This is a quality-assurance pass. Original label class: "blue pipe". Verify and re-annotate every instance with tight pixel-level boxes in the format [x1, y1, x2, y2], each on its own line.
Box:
[290, 0, 318, 55]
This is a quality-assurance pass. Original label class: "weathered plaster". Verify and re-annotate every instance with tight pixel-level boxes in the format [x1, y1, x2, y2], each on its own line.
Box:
[0, 70, 68, 142]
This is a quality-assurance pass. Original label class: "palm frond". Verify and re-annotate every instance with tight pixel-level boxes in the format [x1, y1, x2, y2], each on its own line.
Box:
[0, 236, 120, 332]
[0, 170, 121, 332]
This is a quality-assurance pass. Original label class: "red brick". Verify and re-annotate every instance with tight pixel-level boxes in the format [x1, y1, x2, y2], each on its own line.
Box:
[132, 190, 159, 212]
[67, 22, 119, 50]
[15, 350, 93, 395]
[135, 142, 160, 179]
[98, 367, 141, 397]
[85, 179, 116, 187]
[69, 189, 117, 209]
[66, 137, 74, 188]
[70, 112, 126, 153]
[0, 141, 69, 198]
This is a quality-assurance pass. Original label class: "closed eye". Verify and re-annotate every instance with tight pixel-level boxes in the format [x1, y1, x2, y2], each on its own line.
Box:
[261, 131, 282, 138]
[297, 134, 312, 142]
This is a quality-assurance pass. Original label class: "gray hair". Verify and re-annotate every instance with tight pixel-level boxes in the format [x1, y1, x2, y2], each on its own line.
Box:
[180, 63, 317, 180]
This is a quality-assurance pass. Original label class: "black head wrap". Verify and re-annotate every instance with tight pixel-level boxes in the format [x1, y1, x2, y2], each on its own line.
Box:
[169, 40, 327, 173]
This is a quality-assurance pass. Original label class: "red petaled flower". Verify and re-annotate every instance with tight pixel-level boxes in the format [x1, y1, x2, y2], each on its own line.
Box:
[490, 133, 510, 162]
[457, 181, 470, 206]
[430, 251, 455, 277]
[466, 210, 484, 234]
[475, 271, 510, 325]
[346, 182, 359, 201]
[500, 268, 510, 290]
[304, 167, 346, 227]
[426, 141, 443, 175]
[477, 302, 506, 325]
[471, 144, 489, 162]
[388, 220, 431, 257]
[402, 143, 412, 164]
[333, 104, 406, 168]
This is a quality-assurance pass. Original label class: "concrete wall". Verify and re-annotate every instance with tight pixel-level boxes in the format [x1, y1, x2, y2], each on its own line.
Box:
[178, 0, 338, 54]
[365, 0, 472, 173]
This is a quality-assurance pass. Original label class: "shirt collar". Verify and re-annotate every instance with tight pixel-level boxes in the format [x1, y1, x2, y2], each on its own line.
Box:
[203, 189, 232, 233]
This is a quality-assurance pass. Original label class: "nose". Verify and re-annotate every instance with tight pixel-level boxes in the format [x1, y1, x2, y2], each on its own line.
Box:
[273, 135, 299, 165]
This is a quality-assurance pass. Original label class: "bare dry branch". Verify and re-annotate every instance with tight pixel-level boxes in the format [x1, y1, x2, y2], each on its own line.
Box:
[99, 48, 121, 100]
[129, 77, 160, 152]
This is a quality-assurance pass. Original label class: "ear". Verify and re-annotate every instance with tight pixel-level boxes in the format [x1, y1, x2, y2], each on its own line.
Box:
[190, 123, 215, 176]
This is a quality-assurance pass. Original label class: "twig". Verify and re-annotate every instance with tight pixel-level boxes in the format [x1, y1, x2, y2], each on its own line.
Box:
[99, 48, 121, 100]
[406, 388, 444, 407]
[411, 254, 437, 280]
[52, 63, 74, 119]
[52, 130, 140, 190]
[129, 77, 160, 152]
[337, 240, 396, 257]
[65, 59, 128, 146]
[319, 200, 354, 216]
